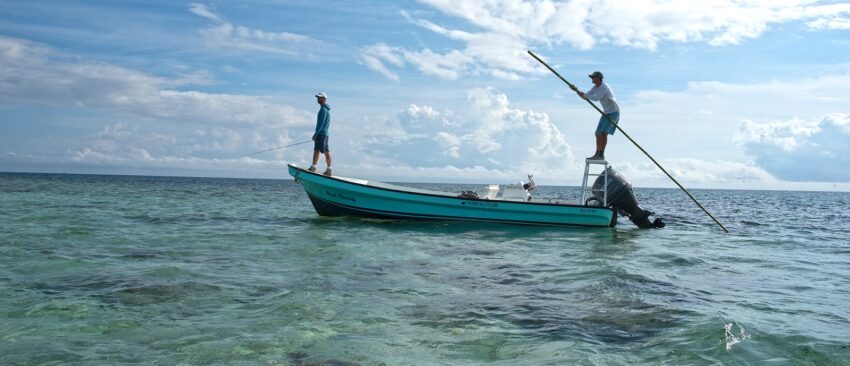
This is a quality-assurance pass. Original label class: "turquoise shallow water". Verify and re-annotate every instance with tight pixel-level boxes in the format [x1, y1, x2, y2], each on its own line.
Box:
[1, 172, 849, 365]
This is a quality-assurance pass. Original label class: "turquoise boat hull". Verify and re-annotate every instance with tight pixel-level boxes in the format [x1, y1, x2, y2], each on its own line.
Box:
[288, 164, 616, 228]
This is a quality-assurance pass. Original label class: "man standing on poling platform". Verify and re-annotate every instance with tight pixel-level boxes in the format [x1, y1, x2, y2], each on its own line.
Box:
[577, 71, 620, 160]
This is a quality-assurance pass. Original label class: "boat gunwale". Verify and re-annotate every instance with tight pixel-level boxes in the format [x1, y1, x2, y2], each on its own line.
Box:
[288, 163, 614, 212]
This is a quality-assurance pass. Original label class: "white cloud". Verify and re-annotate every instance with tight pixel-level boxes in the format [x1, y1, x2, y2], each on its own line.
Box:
[808, 16, 850, 29]
[189, 3, 320, 56]
[617, 73, 850, 163]
[189, 3, 223, 23]
[0, 36, 319, 174]
[419, 0, 850, 48]
[615, 158, 776, 187]
[363, 0, 850, 80]
[734, 114, 850, 182]
[0, 36, 312, 128]
[360, 43, 404, 81]
[67, 121, 301, 173]
[352, 87, 575, 178]
[582, 74, 850, 186]
[404, 48, 473, 80]
[328, 73, 850, 186]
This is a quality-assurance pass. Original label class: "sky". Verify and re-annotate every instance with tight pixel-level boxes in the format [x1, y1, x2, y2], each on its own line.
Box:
[1, 0, 850, 191]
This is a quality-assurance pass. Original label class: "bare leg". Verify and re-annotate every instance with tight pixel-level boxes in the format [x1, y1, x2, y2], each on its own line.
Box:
[324, 151, 333, 168]
[311, 150, 320, 166]
[596, 133, 608, 154]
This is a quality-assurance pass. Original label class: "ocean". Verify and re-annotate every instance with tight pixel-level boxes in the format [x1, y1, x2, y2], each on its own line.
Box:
[1, 172, 848, 365]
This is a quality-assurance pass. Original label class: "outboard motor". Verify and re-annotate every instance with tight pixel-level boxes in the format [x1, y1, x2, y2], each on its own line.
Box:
[591, 166, 665, 229]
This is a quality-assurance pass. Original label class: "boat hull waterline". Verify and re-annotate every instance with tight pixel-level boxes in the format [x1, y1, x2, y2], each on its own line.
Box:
[289, 164, 615, 228]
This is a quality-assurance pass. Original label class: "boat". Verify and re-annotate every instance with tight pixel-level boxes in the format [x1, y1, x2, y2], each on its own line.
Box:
[288, 163, 663, 228]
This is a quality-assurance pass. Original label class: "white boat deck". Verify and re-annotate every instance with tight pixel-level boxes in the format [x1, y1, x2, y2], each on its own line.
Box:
[332, 175, 577, 205]
[334, 175, 458, 197]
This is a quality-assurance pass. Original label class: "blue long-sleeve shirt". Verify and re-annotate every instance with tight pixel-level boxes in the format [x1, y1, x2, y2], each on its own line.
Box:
[313, 104, 331, 138]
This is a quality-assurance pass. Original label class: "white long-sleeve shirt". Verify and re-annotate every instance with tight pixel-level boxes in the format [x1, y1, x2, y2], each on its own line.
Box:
[584, 82, 620, 114]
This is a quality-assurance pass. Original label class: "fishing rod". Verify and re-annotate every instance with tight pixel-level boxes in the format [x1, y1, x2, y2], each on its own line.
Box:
[527, 50, 729, 233]
[237, 140, 312, 158]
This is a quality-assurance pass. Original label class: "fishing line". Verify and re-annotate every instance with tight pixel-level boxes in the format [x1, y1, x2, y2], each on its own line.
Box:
[237, 140, 312, 158]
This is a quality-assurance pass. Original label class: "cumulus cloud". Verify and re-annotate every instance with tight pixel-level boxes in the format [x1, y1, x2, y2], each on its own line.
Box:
[0, 36, 312, 127]
[581, 73, 850, 186]
[66, 120, 300, 173]
[735, 114, 850, 182]
[615, 73, 850, 166]
[336, 77, 850, 186]
[363, 0, 850, 80]
[354, 87, 575, 177]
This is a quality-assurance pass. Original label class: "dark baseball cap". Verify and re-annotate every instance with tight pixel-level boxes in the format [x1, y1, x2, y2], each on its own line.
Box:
[588, 71, 603, 79]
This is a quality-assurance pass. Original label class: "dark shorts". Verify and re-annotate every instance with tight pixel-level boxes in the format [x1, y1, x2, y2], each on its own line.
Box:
[314, 135, 329, 153]
[595, 112, 620, 135]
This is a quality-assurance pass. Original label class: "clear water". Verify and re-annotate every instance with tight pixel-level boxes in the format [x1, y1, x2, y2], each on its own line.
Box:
[1, 172, 848, 365]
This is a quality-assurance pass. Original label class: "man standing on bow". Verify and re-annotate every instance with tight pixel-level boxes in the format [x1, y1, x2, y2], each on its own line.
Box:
[309, 92, 332, 176]
[577, 71, 620, 160]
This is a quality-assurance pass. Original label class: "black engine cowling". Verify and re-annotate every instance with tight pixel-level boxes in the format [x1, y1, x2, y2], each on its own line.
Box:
[591, 166, 665, 229]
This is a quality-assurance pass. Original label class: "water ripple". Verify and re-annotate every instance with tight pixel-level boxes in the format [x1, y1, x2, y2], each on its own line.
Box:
[1, 173, 848, 364]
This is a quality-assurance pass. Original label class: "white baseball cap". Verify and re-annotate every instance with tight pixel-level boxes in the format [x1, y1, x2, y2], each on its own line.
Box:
[315, 92, 327, 98]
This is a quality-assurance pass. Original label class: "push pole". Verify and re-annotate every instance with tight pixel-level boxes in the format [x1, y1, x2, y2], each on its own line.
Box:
[527, 50, 728, 233]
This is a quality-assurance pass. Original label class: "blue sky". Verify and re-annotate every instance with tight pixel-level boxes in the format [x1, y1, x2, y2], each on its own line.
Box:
[2, 0, 850, 190]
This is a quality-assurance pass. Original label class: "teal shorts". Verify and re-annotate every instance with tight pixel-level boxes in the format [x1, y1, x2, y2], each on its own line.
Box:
[595, 112, 620, 135]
